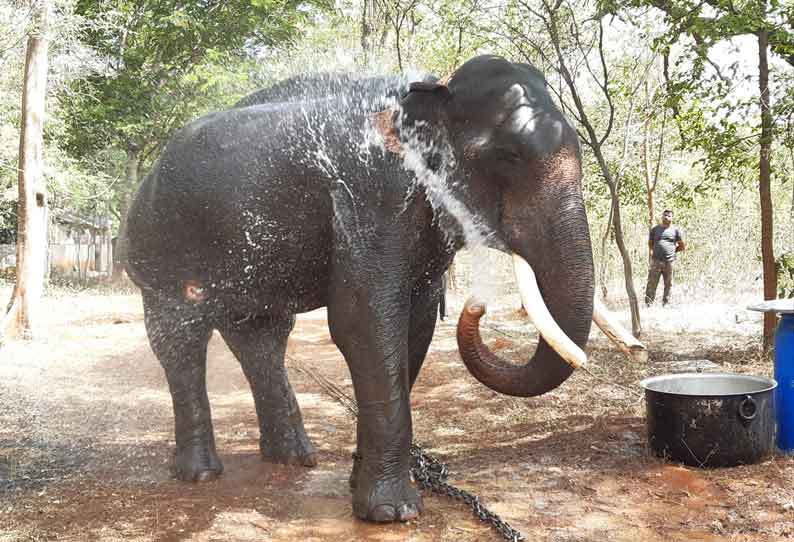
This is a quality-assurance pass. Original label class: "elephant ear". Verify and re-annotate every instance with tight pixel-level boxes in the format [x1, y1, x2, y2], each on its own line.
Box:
[372, 83, 450, 156]
[399, 82, 452, 141]
[408, 81, 452, 100]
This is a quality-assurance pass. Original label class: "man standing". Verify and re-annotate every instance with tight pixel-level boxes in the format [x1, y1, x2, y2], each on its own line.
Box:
[645, 209, 686, 306]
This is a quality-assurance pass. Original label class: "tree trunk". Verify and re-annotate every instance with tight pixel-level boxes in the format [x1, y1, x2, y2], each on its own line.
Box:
[2, 3, 50, 343]
[643, 115, 656, 228]
[446, 257, 458, 291]
[105, 222, 113, 277]
[360, 0, 371, 63]
[111, 145, 140, 282]
[610, 187, 642, 337]
[758, 28, 777, 350]
[596, 149, 642, 338]
[76, 231, 82, 281]
[541, 6, 641, 337]
[598, 199, 614, 301]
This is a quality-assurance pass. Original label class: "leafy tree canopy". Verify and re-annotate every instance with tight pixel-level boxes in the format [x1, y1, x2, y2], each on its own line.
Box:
[64, 0, 329, 158]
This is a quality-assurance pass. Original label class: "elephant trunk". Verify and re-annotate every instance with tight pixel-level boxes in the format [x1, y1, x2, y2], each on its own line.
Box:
[456, 185, 594, 397]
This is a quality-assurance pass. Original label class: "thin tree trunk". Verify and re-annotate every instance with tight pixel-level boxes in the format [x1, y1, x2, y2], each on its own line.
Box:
[642, 91, 666, 229]
[2, 2, 50, 343]
[111, 145, 140, 282]
[75, 231, 82, 282]
[758, 28, 776, 350]
[394, 24, 403, 72]
[610, 186, 642, 337]
[106, 222, 113, 276]
[360, 0, 371, 63]
[643, 114, 657, 228]
[542, 5, 642, 337]
[643, 117, 652, 227]
[598, 201, 613, 301]
[447, 257, 458, 291]
[596, 149, 642, 337]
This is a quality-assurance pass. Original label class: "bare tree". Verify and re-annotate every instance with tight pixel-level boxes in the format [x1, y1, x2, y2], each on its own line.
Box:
[110, 143, 140, 281]
[377, 0, 421, 71]
[642, 81, 667, 229]
[627, 0, 788, 349]
[2, 0, 50, 343]
[501, 0, 647, 336]
[758, 26, 776, 348]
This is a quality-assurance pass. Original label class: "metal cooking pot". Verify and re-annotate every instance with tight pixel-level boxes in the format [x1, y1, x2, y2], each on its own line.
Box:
[640, 373, 777, 468]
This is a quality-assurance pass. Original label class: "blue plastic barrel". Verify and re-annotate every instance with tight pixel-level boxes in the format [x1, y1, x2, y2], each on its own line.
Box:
[776, 313, 794, 452]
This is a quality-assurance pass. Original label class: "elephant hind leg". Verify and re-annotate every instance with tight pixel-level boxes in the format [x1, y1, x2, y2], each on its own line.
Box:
[142, 293, 221, 482]
[219, 314, 317, 467]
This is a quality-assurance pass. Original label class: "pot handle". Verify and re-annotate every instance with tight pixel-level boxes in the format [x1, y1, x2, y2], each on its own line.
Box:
[738, 395, 757, 423]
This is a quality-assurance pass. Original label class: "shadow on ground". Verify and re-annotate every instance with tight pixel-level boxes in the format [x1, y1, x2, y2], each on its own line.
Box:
[1, 293, 793, 542]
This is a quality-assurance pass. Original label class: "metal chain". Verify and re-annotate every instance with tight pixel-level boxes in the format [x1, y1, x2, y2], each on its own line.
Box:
[290, 355, 524, 541]
[410, 444, 525, 542]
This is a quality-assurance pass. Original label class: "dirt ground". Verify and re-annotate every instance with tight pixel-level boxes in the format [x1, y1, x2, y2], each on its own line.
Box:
[2, 285, 794, 542]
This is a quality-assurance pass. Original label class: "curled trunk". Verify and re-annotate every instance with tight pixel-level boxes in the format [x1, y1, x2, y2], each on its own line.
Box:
[456, 193, 594, 397]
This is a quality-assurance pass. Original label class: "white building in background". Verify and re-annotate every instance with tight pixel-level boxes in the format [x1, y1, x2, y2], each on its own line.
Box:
[0, 210, 113, 280]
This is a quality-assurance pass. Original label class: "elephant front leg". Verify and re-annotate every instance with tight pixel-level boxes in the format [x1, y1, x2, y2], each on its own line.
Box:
[219, 316, 317, 467]
[143, 294, 221, 482]
[349, 278, 443, 490]
[329, 289, 422, 523]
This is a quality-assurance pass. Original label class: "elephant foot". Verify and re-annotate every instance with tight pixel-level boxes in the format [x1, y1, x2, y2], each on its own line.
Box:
[353, 474, 423, 523]
[260, 432, 318, 467]
[172, 443, 223, 482]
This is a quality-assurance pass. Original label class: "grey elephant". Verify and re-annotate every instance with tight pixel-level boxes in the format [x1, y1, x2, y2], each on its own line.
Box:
[125, 55, 598, 523]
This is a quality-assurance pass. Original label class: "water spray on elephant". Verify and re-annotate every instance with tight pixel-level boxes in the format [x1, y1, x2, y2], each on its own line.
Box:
[125, 55, 641, 527]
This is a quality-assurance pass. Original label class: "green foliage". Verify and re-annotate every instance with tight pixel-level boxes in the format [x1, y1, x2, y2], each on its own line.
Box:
[0, 1, 110, 241]
[409, 0, 492, 76]
[777, 253, 794, 298]
[55, 0, 330, 237]
[776, 72, 794, 153]
[674, 103, 757, 190]
[1, 0, 791, 307]
[616, 167, 649, 207]
[0, 199, 15, 244]
[64, 0, 323, 157]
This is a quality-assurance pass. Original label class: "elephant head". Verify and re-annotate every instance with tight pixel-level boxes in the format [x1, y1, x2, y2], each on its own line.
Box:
[393, 55, 594, 397]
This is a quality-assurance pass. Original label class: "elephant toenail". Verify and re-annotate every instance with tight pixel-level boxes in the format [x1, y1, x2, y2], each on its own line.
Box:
[397, 503, 420, 521]
[369, 504, 397, 522]
[195, 470, 218, 482]
[302, 453, 318, 467]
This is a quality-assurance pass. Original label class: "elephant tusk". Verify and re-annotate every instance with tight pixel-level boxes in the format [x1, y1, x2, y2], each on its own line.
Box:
[592, 298, 648, 363]
[512, 253, 587, 369]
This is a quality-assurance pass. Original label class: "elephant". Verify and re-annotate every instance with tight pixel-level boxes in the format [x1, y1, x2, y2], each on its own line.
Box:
[125, 54, 597, 523]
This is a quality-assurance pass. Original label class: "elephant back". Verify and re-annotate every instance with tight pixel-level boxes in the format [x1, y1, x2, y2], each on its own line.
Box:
[233, 72, 438, 115]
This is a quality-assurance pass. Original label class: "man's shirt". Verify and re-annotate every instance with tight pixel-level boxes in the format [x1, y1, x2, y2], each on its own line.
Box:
[649, 225, 683, 262]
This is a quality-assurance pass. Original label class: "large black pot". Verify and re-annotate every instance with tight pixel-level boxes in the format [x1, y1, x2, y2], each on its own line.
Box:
[640, 373, 777, 468]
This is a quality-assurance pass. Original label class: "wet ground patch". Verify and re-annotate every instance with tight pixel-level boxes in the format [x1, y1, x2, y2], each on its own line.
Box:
[1, 289, 793, 541]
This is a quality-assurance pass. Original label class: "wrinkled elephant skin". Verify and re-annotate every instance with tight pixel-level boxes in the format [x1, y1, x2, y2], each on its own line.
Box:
[126, 55, 594, 523]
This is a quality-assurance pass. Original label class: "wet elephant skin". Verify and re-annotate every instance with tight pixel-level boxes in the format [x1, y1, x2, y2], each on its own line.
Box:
[125, 55, 594, 523]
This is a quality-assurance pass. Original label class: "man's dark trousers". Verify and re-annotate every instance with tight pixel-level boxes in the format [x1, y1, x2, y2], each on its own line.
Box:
[645, 259, 674, 306]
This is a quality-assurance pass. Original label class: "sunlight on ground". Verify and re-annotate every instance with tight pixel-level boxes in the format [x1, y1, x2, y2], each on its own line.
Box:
[2, 281, 791, 542]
